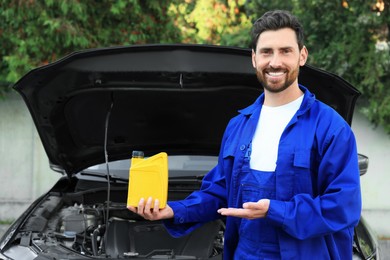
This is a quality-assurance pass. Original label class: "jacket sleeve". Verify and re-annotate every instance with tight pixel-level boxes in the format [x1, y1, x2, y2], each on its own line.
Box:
[266, 123, 362, 240]
[163, 163, 227, 237]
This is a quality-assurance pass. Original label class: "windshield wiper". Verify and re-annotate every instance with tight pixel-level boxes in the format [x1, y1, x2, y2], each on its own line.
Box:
[79, 171, 128, 182]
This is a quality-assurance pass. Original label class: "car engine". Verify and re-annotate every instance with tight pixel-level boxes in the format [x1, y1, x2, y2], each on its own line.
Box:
[5, 184, 224, 260]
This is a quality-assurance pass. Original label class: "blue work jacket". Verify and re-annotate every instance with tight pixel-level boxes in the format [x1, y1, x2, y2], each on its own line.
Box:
[164, 86, 362, 259]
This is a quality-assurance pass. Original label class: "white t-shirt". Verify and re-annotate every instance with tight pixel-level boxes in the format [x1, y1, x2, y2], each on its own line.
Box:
[250, 95, 304, 171]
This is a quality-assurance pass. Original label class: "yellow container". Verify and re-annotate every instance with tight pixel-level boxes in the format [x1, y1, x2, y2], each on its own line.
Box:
[127, 152, 168, 209]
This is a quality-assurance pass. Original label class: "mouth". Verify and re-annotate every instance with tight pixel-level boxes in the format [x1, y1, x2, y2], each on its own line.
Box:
[267, 71, 285, 76]
[265, 70, 287, 81]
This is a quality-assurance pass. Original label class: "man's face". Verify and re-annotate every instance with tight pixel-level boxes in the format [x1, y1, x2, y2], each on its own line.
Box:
[252, 28, 308, 93]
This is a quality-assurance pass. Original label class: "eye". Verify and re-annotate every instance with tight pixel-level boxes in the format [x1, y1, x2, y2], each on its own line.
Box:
[259, 49, 272, 55]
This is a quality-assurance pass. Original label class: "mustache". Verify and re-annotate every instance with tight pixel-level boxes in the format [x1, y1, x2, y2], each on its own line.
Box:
[264, 68, 287, 73]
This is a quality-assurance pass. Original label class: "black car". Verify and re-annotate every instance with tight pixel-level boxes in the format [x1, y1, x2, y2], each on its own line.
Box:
[0, 44, 378, 259]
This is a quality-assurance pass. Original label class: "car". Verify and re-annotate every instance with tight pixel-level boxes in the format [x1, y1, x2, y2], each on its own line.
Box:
[0, 44, 378, 259]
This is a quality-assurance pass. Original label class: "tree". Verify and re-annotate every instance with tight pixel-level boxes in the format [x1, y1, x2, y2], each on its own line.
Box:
[1, 0, 389, 133]
[168, 0, 252, 47]
[0, 0, 181, 96]
[294, 1, 390, 133]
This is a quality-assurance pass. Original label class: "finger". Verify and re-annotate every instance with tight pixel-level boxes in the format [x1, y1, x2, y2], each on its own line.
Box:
[218, 208, 247, 217]
[154, 199, 160, 212]
[243, 199, 269, 210]
[127, 206, 136, 212]
[145, 197, 153, 211]
[221, 208, 258, 219]
[217, 208, 232, 214]
[243, 202, 260, 209]
[143, 197, 153, 219]
[137, 198, 145, 215]
[218, 207, 236, 214]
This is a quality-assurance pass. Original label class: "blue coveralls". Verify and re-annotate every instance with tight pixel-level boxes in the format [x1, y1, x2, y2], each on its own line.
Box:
[164, 86, 361, 259]
[235, 143, 280, 259]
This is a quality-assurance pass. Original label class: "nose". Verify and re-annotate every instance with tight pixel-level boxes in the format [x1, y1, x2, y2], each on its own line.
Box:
[269, 53, 283, 68]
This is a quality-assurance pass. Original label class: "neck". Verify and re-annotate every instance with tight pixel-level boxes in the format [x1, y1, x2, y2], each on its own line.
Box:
[263, 84, 303, 107]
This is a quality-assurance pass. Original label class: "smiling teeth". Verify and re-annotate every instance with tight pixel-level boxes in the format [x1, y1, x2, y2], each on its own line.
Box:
[268, 72, 284, 76]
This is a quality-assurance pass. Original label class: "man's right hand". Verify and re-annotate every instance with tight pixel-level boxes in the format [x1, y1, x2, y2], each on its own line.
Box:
[127, 197, 174, 221]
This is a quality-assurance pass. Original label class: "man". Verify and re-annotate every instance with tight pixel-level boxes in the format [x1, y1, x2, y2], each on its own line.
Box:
[128, 10, 361, 259]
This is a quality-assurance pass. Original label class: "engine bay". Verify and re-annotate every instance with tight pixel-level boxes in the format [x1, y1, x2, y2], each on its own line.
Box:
[6, 185, 224, 259]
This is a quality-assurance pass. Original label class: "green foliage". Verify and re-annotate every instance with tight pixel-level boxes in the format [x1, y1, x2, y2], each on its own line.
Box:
[0, 0, 181, 97]
[295, 0, 390, 134]
[245, 0, 390, 134]
[1, 0, 389, 133]
[168, 0, 252, 47]
[0, 219, 13, 225]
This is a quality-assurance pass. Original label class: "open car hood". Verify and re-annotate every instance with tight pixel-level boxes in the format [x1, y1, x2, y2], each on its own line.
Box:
[13, 44, 360, 176]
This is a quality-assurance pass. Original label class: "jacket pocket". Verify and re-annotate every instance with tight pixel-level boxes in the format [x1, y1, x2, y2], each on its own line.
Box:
[293, 149, 313, 194]
[293, 149, 311, 168]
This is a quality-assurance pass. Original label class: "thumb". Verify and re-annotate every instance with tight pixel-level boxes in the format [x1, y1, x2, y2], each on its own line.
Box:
[243, 201, 260, 209]
[257, 199, 270, 209]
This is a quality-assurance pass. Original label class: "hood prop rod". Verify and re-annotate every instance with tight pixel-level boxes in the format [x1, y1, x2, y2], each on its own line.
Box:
[104, 92, 115, 225]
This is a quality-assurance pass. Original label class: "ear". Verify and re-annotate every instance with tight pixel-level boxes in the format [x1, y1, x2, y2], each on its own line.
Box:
[251, 49, 256, 68]
[299, 46, 308, 66]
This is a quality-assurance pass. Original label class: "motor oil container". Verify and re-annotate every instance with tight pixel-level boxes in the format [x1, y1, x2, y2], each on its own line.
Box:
[127, 151, 168, 209]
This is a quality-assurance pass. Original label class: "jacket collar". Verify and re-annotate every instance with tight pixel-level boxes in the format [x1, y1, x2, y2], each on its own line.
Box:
[238, 85, 315, 117]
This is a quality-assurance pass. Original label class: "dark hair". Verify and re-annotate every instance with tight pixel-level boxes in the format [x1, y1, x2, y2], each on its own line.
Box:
[251, 10, 304, 51]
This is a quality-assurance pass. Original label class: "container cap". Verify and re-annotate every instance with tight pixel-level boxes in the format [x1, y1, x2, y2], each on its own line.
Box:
[132, 151, 144, 158]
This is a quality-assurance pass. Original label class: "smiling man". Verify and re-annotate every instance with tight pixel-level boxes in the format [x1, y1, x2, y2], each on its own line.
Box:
[129, 10, 361, 259]
[253, 27, 307, 105]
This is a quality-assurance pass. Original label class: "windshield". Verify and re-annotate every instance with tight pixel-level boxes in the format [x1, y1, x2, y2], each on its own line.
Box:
[82, 155, 218, 180]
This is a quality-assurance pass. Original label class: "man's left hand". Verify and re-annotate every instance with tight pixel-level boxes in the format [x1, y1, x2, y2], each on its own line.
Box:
[217, 199, 270, 220]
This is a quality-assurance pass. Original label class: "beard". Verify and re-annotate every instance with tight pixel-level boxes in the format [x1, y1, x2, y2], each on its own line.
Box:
[255, 62, 300, 93]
